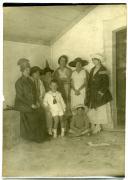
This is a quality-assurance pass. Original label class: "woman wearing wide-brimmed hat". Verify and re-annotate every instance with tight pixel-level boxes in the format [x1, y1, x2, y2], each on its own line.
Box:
[30, 66, 45, 107]
[69, 57, 89, 111]
[85, 53, 113, 134]
[53, 55, 72, 116]
[15, 59, 48, 142]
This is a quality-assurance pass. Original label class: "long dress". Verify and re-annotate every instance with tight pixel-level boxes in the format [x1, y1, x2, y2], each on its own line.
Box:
[86, 65, 113, 128]
[53, 67, 72, 115]
[71, 69, 87, 110]
[14, 75, 47, 142]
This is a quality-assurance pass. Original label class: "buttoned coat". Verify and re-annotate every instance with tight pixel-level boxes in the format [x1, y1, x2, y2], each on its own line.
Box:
[85, 65, 112, 109]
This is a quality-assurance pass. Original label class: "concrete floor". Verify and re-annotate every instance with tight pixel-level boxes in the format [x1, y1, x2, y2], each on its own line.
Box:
[3, 131, 125, 177]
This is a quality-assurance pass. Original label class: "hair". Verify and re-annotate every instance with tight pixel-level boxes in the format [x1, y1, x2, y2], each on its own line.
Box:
[50, 79, 58, 85]
[58, 55, 68, 64]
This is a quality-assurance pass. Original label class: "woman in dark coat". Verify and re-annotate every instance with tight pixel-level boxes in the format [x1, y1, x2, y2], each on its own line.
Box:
[85, 54, 113, 134]
[15, 58, 48, 142]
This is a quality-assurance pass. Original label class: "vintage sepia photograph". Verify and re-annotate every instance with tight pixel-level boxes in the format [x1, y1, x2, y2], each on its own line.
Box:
[2, 3, 126, 177]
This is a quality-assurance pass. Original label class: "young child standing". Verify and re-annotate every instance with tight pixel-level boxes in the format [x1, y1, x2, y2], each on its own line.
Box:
[69, 105, 90, 136]
[43, 80, 66, 138]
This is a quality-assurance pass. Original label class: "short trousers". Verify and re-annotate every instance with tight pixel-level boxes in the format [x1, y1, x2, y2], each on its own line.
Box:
[51, 111, 64, 117]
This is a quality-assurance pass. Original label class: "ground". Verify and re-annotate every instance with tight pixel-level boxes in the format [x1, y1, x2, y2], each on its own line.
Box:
[3, 131, 125, 177]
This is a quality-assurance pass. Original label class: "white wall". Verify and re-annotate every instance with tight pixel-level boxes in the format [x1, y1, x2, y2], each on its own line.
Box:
[3, 41, 51, 106]
[51, 5, 126, 72]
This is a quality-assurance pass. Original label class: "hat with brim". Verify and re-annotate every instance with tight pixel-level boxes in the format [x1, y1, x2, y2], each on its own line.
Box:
[90, 53, 104, 63]
[30, 66, 41, 76]
[69, 57, 88, 67]
[17, 58, 30, 72]
[72, 104, 86, 111]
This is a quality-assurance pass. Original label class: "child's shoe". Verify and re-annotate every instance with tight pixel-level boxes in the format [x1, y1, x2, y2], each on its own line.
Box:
[53, 129, 57, 138]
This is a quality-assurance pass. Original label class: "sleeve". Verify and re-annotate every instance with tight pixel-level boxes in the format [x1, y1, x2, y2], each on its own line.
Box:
[53, 69, 59, 81]
[43, 94, 49, 107]
[66, 68, 72, 80]
[15, 80, 33, 106]
[71, 71, 74, 80]
[39, 80, 45, 99]
[99, 73, 109, 93]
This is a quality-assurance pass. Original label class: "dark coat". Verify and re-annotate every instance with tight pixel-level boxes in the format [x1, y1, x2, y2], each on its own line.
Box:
[14, 75, 47, 142]
[14, 75, 37, 112]
[85, 65, 112, 109]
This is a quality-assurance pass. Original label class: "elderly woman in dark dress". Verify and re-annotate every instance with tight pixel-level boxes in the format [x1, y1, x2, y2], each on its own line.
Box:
[15, 58, 48, 142]
[86, 53, 113, 134]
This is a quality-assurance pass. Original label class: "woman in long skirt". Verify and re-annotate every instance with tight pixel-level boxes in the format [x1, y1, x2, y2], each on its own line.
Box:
[85, 53, 113, 134]
[53, 55, 72, 116]
[68, 57, 88, 112]
[15, 59, 48, 142]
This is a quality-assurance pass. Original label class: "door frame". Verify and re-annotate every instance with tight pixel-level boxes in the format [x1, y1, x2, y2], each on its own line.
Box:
[112, 26, 126, 127]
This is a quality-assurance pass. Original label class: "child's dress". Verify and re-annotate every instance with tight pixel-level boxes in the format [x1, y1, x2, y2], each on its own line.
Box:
[70, 112, 89, 135]
[43, 91, 66, 117]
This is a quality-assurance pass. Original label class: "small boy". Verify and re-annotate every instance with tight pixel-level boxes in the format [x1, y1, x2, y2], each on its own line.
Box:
[43, 80, 66, 138]
[69, 105, 90, 136]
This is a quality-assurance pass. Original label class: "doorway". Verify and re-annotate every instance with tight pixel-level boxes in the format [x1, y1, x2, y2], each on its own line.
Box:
[116, 28, 126, 128]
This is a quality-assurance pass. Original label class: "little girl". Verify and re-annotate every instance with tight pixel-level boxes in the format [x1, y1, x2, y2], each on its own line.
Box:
[69, 105, 90, 136]
[43, 80, 66, 138]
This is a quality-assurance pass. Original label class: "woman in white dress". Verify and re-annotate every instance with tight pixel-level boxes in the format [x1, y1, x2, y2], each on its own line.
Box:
[69, 57, 89, 111]
[85, 53, 113, 134]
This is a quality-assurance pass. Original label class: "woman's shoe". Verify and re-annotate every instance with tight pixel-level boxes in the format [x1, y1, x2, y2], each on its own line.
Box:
[92, 124, 101, 134]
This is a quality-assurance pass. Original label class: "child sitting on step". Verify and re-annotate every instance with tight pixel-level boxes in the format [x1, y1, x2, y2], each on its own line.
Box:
[69, 105, 90, 136]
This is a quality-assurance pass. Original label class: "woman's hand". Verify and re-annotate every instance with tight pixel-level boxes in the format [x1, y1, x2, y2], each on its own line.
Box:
[98, 91, 104, 96]
[31, 104, 38, 109]
[75, 89, 81, 96]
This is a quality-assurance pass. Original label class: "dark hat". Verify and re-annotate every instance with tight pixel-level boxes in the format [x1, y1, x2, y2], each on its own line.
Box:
[68, 57, 88, 67]
[17, 58, 30, 72]
[58, 55, 68, 64]
[30, 66, 41, 76]
[41, 60, 54, 75]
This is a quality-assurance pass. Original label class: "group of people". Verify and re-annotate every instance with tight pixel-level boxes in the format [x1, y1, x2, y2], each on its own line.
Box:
[14, 53, 112, 142]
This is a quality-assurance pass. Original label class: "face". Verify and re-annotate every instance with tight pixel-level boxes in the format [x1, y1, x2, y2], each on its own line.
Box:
[23, 67, 30, 76]
[76, 61, 82, 69]
[92, 58, 100, 66]
[77, 107, 84, 115]
[45, 72, 52, 79]
[50, 82, 57, 92]
[32, 71, 40, 80]
[59, 57, 67, 67]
